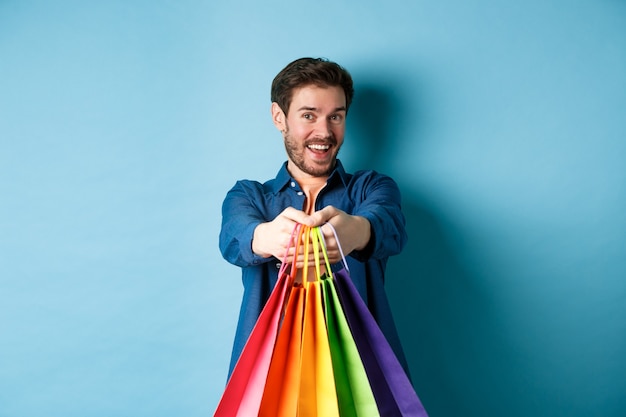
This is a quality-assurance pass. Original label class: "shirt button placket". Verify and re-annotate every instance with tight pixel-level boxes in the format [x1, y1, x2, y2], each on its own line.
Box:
[291, 180, 304, 196]
[290, 180, 305, 207]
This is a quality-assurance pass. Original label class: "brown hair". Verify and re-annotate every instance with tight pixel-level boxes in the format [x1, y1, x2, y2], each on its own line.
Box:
[271, 57, 354, 115]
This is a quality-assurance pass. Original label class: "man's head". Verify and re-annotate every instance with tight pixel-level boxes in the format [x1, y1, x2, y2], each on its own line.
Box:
[270, 58, 354, 179]
[271, 57, 354, 116]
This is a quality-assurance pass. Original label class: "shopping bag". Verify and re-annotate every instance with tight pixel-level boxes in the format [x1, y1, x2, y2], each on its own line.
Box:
[322, 224, 429, 417]
[259, 226, 340, 417]
[216, 223, 428, 417]
[258, 282, 305, 416]
[214, 225, 303, 417]
[297, 228, 340, 417]
[312, 227, 380, 417]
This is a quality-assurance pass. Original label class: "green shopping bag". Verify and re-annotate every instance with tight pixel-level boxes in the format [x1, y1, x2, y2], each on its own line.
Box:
[312, 227, 380, 417]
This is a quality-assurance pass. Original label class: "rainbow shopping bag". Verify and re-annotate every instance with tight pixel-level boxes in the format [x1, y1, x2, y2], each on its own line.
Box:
[215, 224, 429, 416]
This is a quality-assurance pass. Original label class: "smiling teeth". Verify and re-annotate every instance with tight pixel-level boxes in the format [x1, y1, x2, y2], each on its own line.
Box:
[308, 144, 330, 150]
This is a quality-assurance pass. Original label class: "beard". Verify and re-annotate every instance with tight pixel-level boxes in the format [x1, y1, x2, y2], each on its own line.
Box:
[283, 127, 341, 178]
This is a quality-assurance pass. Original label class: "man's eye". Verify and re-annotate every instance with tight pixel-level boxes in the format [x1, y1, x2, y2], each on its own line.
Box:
[330, 114, 344, 123]
[303, 113, 314, 120]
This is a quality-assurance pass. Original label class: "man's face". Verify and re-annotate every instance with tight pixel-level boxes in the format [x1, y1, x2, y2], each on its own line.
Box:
[273, 85, 347, 178]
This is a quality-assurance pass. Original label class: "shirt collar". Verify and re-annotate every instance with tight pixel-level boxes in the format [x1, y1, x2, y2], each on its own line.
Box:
[271, 160, 349, 194]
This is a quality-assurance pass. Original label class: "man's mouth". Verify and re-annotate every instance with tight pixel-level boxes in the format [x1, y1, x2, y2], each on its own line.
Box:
[307, 144, 331, 151]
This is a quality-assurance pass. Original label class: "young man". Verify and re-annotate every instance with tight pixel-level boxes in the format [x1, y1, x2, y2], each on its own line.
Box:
[219, 57, 409, 376]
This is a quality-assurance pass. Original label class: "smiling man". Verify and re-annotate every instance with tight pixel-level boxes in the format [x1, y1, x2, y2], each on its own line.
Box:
[219, 57, 410, 377]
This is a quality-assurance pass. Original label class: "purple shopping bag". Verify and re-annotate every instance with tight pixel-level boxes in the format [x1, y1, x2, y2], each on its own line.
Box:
[324, 225, 429, 417]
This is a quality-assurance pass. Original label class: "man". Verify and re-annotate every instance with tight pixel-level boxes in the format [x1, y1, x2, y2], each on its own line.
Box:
[219, 57, 409, 376]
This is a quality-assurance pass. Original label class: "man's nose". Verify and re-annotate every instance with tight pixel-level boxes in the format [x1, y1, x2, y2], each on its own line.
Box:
[314, 119, 332, 138]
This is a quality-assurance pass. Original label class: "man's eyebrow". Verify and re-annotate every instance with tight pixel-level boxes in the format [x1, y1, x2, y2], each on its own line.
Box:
[296, 106, 347, 112]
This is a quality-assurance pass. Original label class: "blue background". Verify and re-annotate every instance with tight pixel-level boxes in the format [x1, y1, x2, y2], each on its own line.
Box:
[1, 1, 625, 416]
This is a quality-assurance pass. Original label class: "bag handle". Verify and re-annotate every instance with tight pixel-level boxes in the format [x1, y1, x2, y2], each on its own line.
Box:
[277, 223, 304, 283]
[295, 223, 352, 283]
[303, 225, 332, 284]
[303, 225, 329, 284]
[311, 226, 325, 281]
[316, 223, 350, 273]
[302, 225, 311, 283]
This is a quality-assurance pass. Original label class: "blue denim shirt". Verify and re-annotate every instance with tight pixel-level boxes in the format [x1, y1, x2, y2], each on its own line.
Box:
[219, 160, 409, 375]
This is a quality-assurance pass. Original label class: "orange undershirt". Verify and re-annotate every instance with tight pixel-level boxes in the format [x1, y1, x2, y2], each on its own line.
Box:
[294, 176, 327, 282]
[296, 176, 327, 214]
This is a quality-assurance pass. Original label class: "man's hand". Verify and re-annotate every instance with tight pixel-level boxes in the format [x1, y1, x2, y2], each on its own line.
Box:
[252, 206, 371, 266]
[252, 207, 315, 263]
[310, 206, 371, 264]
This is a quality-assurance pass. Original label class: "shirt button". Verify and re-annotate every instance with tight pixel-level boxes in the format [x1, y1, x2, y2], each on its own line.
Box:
[297, 191, 303, 196]
[275, 262, 281, 269]
[290, 181, 296, 187]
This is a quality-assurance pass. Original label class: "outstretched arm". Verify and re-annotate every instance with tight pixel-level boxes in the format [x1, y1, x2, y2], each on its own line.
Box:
[310, 173, 407, 264]
[220, 181, 316, 267]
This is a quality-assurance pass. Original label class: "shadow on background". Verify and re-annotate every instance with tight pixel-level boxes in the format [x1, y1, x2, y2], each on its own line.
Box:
[348, 80, 525, 417]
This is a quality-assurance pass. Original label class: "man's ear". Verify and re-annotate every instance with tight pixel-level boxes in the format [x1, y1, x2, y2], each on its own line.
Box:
[271, 102, 286, 132]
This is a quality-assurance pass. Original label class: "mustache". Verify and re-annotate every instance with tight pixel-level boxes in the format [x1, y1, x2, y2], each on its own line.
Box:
[304, 135, 337, 146]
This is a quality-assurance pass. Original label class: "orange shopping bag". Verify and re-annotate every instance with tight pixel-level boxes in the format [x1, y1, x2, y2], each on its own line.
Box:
[259, 226, 340, 416]
[297, 227, 340, 417]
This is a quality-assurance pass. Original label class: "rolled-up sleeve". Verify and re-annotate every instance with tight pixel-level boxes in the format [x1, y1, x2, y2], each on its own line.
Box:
[350, 173, 407, 262]
[219, 181, 272, 268]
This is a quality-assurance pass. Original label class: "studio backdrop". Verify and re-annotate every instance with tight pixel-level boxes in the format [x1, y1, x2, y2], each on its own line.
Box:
[1, 1, 624, 416]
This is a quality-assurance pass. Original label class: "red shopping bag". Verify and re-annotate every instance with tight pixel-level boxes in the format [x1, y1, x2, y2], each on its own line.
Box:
[213, 225, 303, 417]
